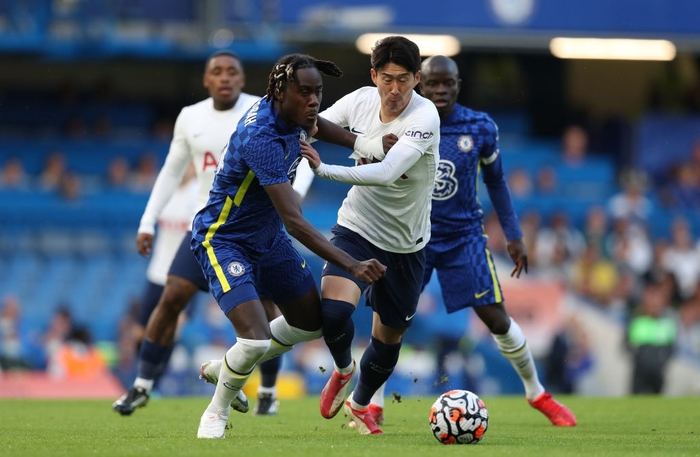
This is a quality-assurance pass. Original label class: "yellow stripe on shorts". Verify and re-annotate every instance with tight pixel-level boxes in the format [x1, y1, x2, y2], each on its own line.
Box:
[203, 170, 256, 293]
[484, 247, 502, 303]
[203, 196, 235, 292]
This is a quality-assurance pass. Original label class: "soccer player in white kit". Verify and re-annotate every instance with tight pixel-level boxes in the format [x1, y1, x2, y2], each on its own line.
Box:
[134, 162, 197, 362]
[302, 36, 440, 435]
[113, 51, 310, 416]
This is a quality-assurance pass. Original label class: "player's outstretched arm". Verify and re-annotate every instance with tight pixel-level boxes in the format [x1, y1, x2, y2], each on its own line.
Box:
[303, 139, 422, 187]
[265, 181, 386, 283]
[313, 116, 356, 149]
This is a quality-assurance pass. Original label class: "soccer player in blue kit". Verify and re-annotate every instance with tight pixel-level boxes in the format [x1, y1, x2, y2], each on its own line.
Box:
[369, 55, 577, 427]
[112, 51, 298, 417]
[191, 54, 386, 439]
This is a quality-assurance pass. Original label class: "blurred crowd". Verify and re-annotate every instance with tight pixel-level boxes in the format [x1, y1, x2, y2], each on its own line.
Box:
[0, 148, 161, 200]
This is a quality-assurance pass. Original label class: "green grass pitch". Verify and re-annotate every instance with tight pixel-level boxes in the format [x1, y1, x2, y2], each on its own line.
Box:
[1, 395, 698, 457]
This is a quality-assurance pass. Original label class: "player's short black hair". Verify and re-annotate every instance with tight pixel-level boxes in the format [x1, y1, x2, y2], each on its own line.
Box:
[266, 54, 343, 101]
[204, 50, 242, 73]
[370, 36, 421, 75]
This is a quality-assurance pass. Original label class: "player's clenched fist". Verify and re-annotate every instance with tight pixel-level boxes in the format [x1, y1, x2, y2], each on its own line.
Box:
[136, 232, 154, 257]
[350, 259, 387, 283]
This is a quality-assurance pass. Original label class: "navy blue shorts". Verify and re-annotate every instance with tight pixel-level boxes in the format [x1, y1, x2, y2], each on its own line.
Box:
[168, 232, 209, 292]
[191, 230, 316, 316]
[322, 225, 425, 329]
[423, 233, 503, 314]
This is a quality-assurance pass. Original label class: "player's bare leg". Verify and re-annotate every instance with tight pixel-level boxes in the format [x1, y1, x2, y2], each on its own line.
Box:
[254, 299, 283, 415]
[113, 275, 196, 415]
[475, 303, 576, 426]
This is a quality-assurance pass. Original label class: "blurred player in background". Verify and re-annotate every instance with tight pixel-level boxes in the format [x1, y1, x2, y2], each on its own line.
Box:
[302, 36, 440, 435]
[192, 53, 386, 439]
[368, 55, 576, 427]
[113, 51, 312, 417]
[132, 161, 197, 380]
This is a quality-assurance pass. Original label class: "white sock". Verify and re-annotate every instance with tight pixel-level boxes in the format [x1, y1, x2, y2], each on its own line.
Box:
[491, 318, 545, 401]
[133, 377, 154, 393]
[256, 316, 322, 364]
[257, 385, 277, 397]
[349, 392, 368, 410]
[370, 382, 385, 408]
[335, 360, 354, 374]
[211, 338, 270, 411]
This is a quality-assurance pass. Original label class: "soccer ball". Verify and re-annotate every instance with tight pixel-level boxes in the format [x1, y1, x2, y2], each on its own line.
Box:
[429, 389, 489, 444]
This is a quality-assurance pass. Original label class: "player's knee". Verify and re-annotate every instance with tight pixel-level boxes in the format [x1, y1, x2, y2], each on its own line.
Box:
[478, 304, 511, 334]
[321, 298, 355, 331]
[161, 277, 197, 310]
[486, 315, 511, 335]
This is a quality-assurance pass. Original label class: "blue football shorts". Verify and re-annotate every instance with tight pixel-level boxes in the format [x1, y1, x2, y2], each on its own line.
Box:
[423, 233, 503, 314]
[322, 224, 425, 329]
[192, 230, 315, 316]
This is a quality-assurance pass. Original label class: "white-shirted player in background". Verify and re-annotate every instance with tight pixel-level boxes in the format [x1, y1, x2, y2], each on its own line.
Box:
[302, 36, 440, 435]
[133, 161, 197, 367]
[113, 51, 313, 416]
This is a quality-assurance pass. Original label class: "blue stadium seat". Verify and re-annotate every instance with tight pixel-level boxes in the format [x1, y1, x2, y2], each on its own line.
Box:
[636, 114, 700, 184]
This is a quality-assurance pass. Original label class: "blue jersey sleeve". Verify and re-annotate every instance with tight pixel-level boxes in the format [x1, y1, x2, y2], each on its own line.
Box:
[480, 117, 523, 241]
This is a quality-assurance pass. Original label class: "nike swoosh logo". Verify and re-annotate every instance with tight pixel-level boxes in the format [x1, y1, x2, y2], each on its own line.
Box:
[405, 312, 416, 321]
[301, 259, 306, 269]
[350, 127, 364, 134]
[474, 290, 489, 299]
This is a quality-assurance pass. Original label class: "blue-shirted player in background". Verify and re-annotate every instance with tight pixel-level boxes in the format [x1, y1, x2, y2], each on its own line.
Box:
[191, 54, 386, 439]
[369, 55, 576, 427]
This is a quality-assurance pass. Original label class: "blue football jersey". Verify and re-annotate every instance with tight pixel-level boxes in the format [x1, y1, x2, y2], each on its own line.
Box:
[192, 97, 306, 251]
[431, 103, 521, 242]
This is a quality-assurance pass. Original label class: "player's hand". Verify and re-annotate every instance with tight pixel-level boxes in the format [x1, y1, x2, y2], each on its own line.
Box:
[300, 140, 321, 169]
[382, 134, 398, 153]
[506, 239, 528, 278]
[136, 232, 154, 257]
[350, 259, 387, 284]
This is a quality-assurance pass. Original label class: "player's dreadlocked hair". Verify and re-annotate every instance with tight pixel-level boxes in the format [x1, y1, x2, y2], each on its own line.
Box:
[266, 54, 343, 101]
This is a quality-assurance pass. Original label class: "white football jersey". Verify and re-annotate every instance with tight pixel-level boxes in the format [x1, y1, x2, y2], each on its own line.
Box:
[138, 93, 260, 235]
[319, 87, 440, 253]
[146, 178, 198, 285]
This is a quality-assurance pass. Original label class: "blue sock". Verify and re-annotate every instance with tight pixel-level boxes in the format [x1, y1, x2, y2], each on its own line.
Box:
[353, 338, 401, 406]
[259, 356, 281, 388]
[138, 339, 171, 381]
[321, 298, 356, 369]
